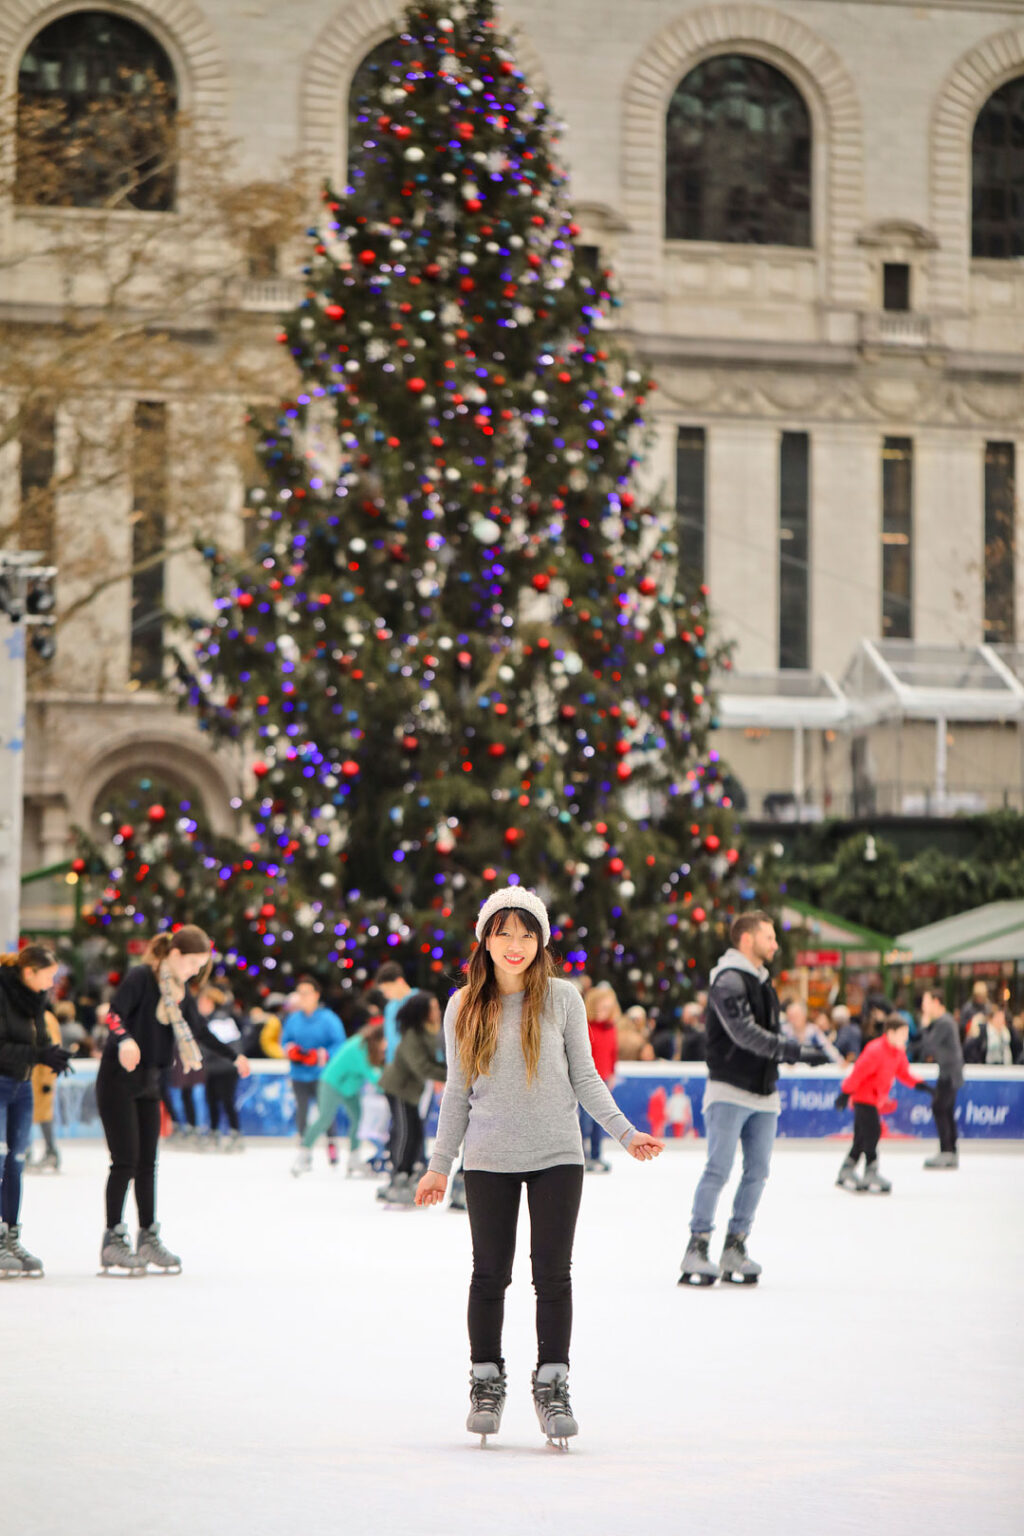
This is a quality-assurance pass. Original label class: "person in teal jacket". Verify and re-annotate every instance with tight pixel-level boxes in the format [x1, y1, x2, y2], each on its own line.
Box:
[281, 976, 345, 1159]
[291, 1024, 386, 1177]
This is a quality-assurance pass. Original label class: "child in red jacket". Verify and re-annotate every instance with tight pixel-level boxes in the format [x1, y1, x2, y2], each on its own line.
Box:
[835, 1014, 931, 1192]
[582, 984, 620, 1172]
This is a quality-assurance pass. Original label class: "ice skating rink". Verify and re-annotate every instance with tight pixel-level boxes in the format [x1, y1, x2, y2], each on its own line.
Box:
[6, 1139, 1020, 1536]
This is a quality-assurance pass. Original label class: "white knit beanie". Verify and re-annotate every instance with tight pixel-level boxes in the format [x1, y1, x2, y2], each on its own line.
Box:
[474, 885, 551, 947]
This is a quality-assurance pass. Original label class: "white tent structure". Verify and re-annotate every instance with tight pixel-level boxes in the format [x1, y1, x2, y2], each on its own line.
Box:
[897, 900, 1024, 965]
[715, 641, 1024, 820]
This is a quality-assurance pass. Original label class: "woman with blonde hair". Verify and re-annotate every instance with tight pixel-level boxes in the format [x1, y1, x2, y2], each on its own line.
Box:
[97, 926, 213, 1275]
[0, 944, 67, 1276]
[582, 983, 622, 1172]
[416, 887, 663, 1447]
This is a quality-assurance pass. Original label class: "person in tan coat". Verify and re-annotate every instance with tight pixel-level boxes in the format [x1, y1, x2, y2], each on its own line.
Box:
[30, 1008, 63, 1173]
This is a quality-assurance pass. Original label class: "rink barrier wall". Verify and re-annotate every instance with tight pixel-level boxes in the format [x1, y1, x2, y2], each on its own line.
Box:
[49, 1061, 1024, 1140]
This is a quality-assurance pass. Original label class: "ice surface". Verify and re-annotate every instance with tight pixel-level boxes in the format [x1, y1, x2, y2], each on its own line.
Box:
[6, 1138, 1020, 1536]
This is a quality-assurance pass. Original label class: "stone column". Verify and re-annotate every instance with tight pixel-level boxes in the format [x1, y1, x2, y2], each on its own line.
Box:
[706, 423, 778, 672]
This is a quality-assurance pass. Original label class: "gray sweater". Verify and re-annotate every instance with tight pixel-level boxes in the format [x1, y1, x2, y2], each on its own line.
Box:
[428, 978, 637, 1175]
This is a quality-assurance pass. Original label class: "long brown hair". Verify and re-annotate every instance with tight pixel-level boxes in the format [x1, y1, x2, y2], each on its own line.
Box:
[1, 944, 58, 972]
[142, 926, 212, 984]
[454, 908, 557, 1085]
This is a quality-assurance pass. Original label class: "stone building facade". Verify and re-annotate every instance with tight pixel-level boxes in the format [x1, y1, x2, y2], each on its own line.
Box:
[3, 0, 1024, 907]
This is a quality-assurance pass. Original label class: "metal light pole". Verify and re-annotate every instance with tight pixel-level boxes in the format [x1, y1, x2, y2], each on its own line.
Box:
[0, 553, 57, 952]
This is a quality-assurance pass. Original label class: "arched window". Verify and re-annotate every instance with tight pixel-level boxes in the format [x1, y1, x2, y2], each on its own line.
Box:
[972, 76, 1024, 259]
[347, 37, 404, 198]
[17, 10, 177, 211]
[665, 55, 811, 246]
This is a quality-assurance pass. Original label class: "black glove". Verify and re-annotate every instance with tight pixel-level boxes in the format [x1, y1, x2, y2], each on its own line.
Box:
[39, 1044, 72, 1075]
[834, 1091, 849, 1110]
[778, 1039, 802, 1065]
[798, 1046, 831, 1067]
[913, 1080, 934, 1094]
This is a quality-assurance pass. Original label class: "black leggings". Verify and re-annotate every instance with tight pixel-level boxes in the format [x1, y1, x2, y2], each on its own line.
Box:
[96, 1061, 161, 1230]
[851, 1103, 881, 1165]
[464, 1164, 584, 1368]
[932, 1079, 958, 1153]
[387, 1095, 423, 1176]
[205, 1070, 239, 1133]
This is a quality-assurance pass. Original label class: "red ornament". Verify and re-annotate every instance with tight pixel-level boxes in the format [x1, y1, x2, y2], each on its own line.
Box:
[252, 761, 269, 778]
[341, 760, 360, 777]
[638, 577, 657, 596]
[259, 903, 276, 918]
[456, 122, 475, 139]
[483, 867, 497, 881]
[704, 833, 721, 852]
[107, 971, 122, 987]
[425, 263, 441, 279]
[614, 740, 630, 757]
[71, 857, 86, 874]
[608, 857, 625, 875]
[531, 573, 550, 592]
[504, 827, 523, 845]
[407, 377, 427, 393]
[465, 198, 483, 212]
[691, 907, 706, 924]
[147, 804, 166, 823]
[358, 250, 376, 265]
[457, 651, 472, 668]
[324, 303, 344, 320]
[117, 824, 134, 840]
[726, 848, 740, 866]
[237, 592, 253, 608]
[616, 763, 632, 781]
[488, 743, 506, 757]
[401, 735, 419, 752]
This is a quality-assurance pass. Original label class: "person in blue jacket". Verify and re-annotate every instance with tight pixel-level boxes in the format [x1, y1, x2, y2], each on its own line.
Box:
[281, 976, 344, 1163]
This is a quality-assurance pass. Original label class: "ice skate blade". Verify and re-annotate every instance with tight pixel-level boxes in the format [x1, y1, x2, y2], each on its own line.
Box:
[141, 1264, 182, 1275]
[678, 1271, 717, 1287]
[97, 1267, 147, 1278]
[545, 1436, 572, 1452]
[721, 1272, 758, 1285]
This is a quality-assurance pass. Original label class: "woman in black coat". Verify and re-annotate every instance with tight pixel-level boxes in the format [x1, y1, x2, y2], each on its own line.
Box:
[0, 944, 67, 1276]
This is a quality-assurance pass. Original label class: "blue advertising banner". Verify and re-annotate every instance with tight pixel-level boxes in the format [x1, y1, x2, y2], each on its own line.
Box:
[609, 1065, 1024, 1141]
[51, 1062, 1023, 1140]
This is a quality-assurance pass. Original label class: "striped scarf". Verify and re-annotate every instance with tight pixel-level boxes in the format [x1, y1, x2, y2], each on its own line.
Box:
[157, 964, 203, 1074]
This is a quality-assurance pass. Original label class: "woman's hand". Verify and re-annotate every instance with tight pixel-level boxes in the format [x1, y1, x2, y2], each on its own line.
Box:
[236, 1055, 251, 1079]
[627, 1131, 665, 1162]
[415, 1171, 448, 1207]
[118, 1038, 141, 1073]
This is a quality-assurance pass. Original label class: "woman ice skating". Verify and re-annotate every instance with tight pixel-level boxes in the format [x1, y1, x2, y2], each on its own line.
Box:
[29, 1004, 65, 1173]
[0, 946, 68, 1277]
[194, 986, 251, 1150]
[834, 1014, 931, 1193]
[97, 926, 214, 1274]
[415, 886, 663, 1448]
[291, 1023, 387, 1178]
[582, 984, 620, 1172]
[378, 992, 446, 1205]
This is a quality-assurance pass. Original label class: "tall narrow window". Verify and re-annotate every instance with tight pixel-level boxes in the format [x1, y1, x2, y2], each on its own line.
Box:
[882, 437, 913, 639]
[19, 399, 56, 561]
[779, 432, 810, 669]
[985, 442, 1016, 644]
[883, 263, 910, 312]
[676, 428, 706, 590]
[130, 401, 168, 686]
[972, 75, 1024, 259]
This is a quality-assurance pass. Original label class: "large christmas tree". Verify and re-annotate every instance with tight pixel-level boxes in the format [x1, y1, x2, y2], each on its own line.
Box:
[81, 0, 760, 999]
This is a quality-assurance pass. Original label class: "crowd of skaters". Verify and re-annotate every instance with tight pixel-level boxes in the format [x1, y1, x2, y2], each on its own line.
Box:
[2, 924, 1022, 1275]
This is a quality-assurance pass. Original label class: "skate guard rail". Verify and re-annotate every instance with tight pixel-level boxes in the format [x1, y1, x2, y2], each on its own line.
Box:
[48, 1060, 1024, 1140]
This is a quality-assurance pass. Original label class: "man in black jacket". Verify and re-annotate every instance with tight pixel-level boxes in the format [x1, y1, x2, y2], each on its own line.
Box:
[919, 989, 964, 1169]
[680, 911, 827, 1287]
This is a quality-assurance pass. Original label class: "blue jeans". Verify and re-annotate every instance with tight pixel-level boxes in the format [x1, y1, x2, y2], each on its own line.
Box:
[690, 1100, 778, 1239]
[0, 1076, 35, 1226]
[579, 1107, 604, 1162]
